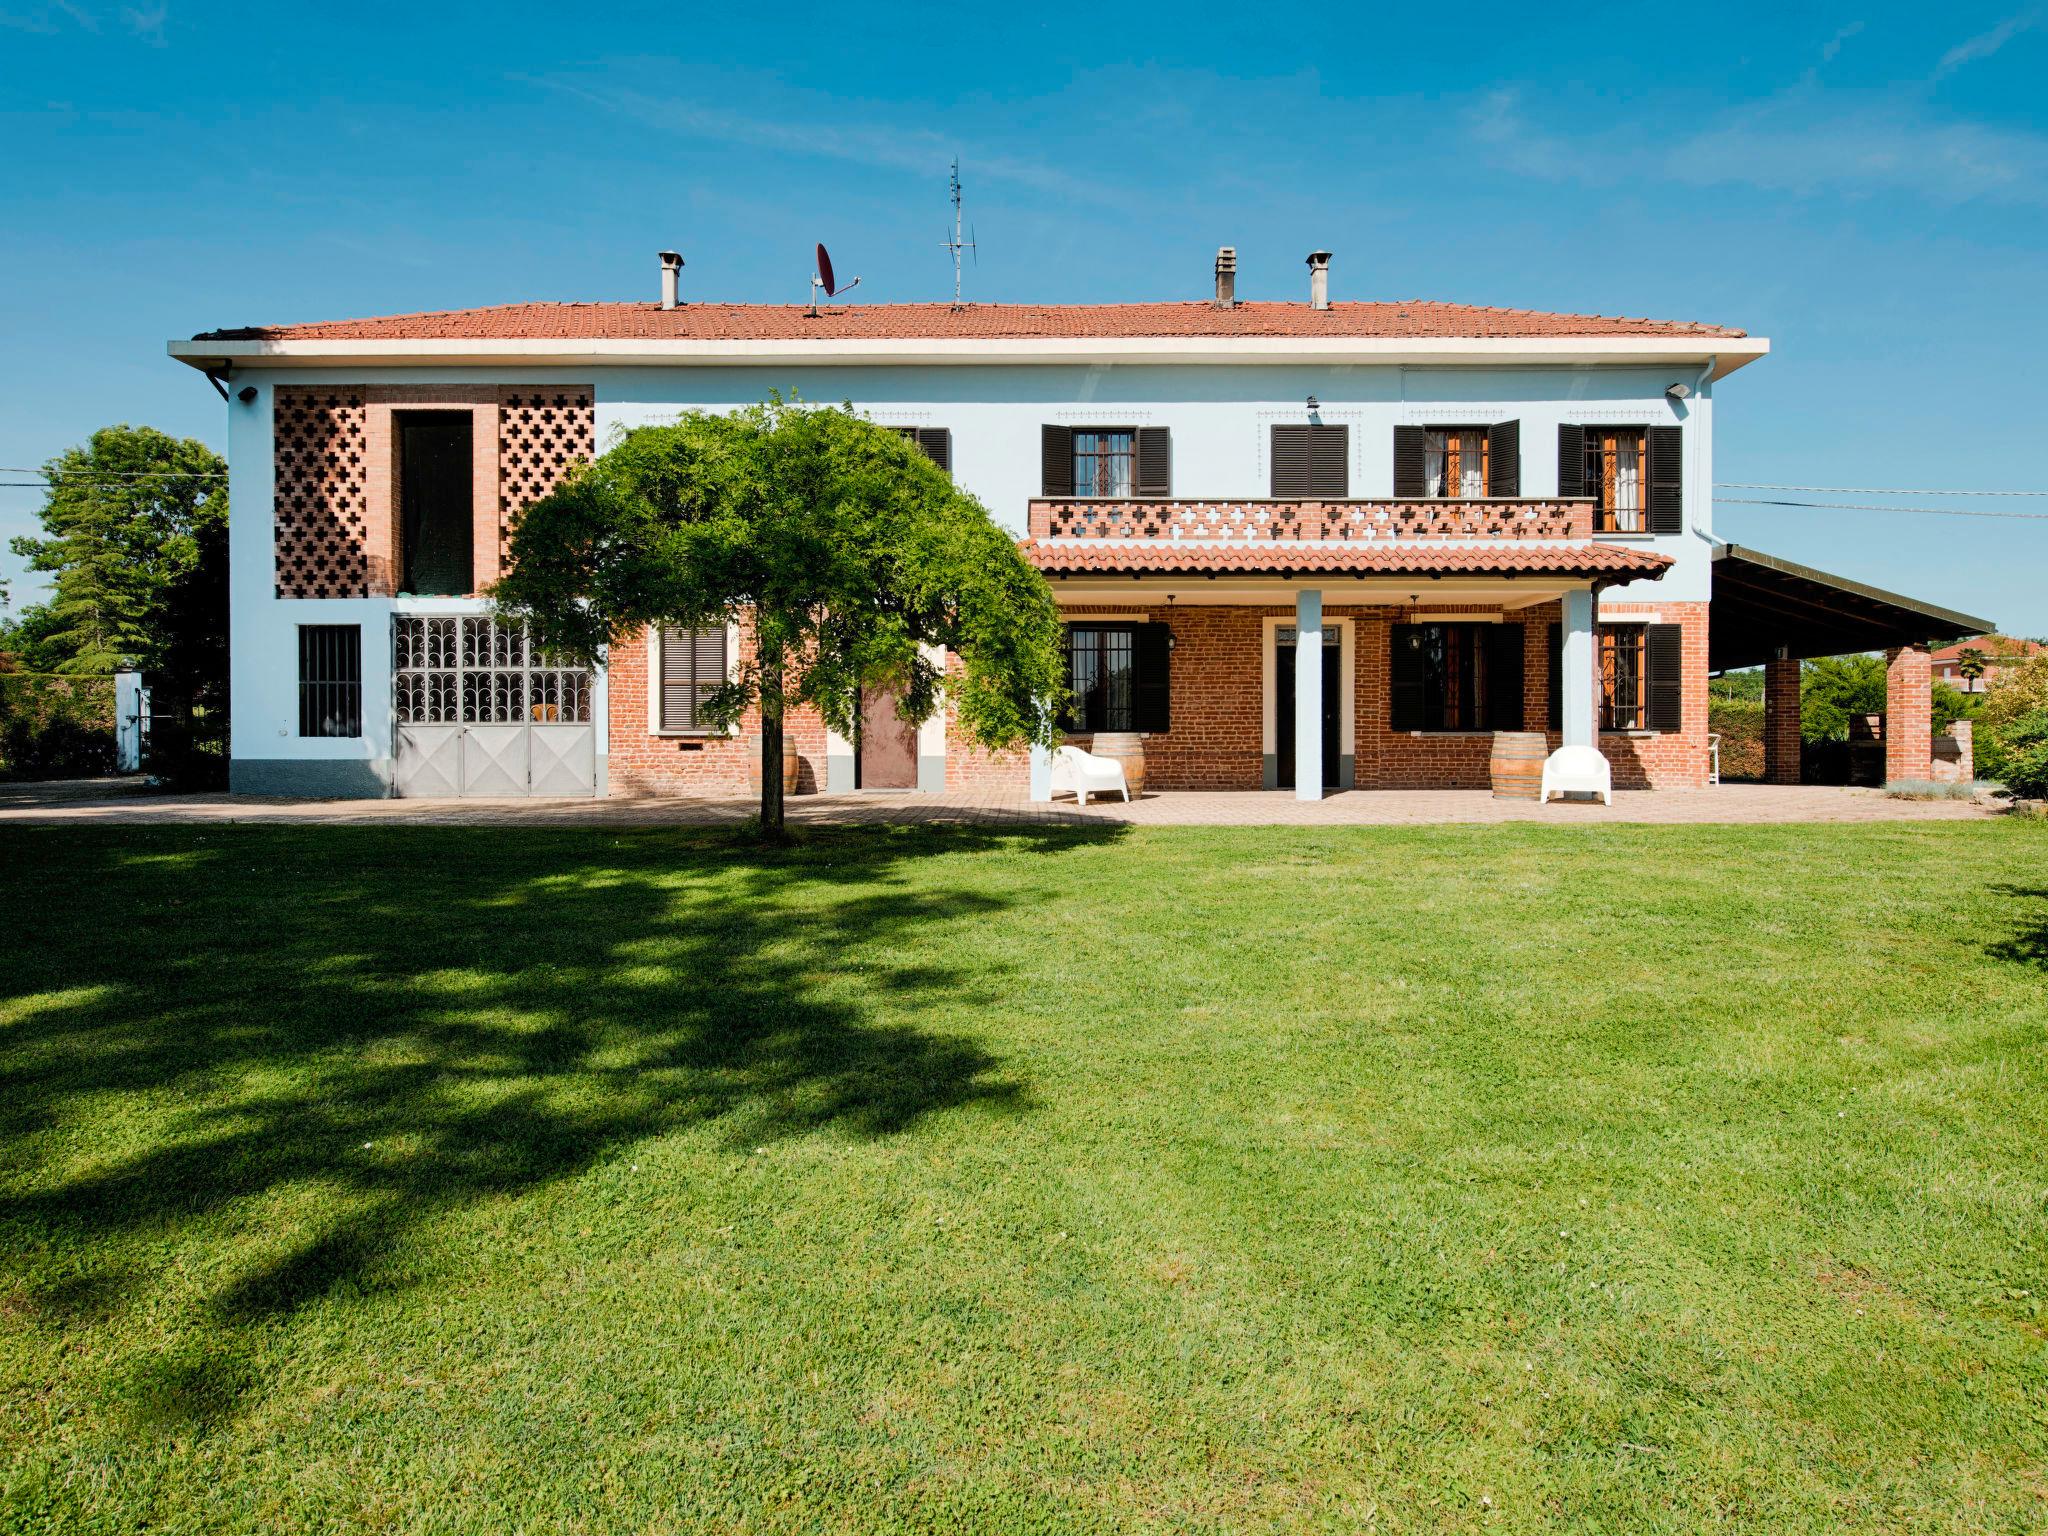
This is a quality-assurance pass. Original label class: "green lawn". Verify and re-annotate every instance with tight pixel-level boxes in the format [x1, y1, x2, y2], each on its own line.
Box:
[2, 821, 2046, 1534]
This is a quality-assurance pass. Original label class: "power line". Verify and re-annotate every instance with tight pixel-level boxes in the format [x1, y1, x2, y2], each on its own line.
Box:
[1717, 482, 2048, 497]
[1716, 496, 2048, 521]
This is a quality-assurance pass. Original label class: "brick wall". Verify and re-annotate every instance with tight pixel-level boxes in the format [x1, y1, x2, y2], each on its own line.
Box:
[1596, 601, 1712, 790]
[605, 619, 829, 796]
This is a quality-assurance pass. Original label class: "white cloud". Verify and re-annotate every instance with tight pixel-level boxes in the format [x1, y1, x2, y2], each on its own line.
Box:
[1933, 10, 2039, 78]
[1820, 20, 1865, 64]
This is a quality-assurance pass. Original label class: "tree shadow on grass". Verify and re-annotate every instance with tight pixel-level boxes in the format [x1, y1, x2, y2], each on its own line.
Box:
[1984, 885, 2048, 970]
[0, 820, 1124, 1426]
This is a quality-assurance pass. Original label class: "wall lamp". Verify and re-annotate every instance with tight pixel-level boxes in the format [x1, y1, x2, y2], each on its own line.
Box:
[236, 386, 258, 404]
[1306, 394, 1320, 411]
[1665, 382, 1692, 400]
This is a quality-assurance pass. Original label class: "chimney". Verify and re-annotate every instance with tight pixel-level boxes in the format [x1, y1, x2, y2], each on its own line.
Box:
[1306, 250, 1331, 310]
[1213, 246, 1237, 309]
[658, 250, 684, 310]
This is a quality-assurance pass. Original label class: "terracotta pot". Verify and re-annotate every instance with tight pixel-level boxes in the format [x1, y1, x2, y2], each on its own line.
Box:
[1089, 732, 1147, 798]
[1490, 731, 1546, 800]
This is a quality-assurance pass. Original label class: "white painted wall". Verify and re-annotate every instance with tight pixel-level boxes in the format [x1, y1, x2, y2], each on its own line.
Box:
[225, 363, 1717, 778]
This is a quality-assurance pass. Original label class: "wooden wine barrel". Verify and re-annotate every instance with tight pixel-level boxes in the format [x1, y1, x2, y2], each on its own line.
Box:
[1490, 731, 1547, 800]
[1089, 732, 1147, 798]
[782, 743, 801, 794]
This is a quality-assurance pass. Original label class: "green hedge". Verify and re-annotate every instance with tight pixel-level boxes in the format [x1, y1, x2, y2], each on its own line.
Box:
[1710, 697, 1764, 781]
[0, 674, 117, 780]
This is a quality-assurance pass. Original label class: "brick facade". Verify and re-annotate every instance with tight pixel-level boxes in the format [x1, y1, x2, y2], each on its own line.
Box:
[605, 619, 829, 796]
[271, 383, 592, 600]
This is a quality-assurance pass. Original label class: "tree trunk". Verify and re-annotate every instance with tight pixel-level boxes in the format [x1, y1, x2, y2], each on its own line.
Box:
[758, 639, 786, 839]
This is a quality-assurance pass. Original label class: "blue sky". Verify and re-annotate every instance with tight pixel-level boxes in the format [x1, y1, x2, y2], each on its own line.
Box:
[4, 2, 2046, 637]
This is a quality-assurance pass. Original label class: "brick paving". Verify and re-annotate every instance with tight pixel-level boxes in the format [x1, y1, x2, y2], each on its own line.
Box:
[0, 778, 2000, 828]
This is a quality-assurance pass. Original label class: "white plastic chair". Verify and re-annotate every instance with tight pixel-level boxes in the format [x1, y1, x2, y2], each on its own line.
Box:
[1050, 744, 1131, 807]
[1540, 745, 1613, 806]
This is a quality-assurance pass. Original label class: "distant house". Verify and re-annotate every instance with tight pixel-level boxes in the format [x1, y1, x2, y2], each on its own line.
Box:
[1932, 636, 2045, 694]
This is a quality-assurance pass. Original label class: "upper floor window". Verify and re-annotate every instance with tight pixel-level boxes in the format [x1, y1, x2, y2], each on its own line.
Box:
[397, 412, 474, 596]
[1560, 423, 1679, 534]
[1041, 426, 1170, 497]
[1270, 423, 1350, 498]
[890, 426, 952, 474]
[1073, 430, 1135, 498]
[1586, 428, 1647, 534]
[1424, 428, 1489, 498]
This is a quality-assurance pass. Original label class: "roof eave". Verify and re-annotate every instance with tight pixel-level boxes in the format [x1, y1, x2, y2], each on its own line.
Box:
[166, 335, 1768, 375]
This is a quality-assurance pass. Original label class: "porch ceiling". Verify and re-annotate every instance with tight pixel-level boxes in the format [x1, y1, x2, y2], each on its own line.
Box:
[1709, 544, 1993, 671]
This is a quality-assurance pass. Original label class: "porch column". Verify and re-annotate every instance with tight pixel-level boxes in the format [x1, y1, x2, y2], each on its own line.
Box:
[1764, 651, 1801, 785]
[1295, 588, 1324, 801]
[1885, 642, 1932, 783]
[1560, 588, 1597, 751]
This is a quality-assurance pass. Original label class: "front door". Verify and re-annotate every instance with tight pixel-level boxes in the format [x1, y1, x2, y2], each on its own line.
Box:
[1276, 638, 1341, 790]
[858, 686, 918, 790]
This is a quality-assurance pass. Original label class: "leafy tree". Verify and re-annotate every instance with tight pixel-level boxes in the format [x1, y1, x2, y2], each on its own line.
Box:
[1976, 653, 2048, 787]
[1955, 646, 1988, 686]
[8, 425, 227, 674]
[1799, 654, 1887, 744]
[493, 401, 1067, 837]
[1709, 668, 1763, 703]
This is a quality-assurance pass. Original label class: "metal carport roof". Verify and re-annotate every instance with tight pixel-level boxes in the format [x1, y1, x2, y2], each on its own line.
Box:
[1710, 544, 1993, 672]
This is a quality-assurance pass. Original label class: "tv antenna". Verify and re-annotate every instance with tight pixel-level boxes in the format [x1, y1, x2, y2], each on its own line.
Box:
[940, 156, 976, 305]
[808, 242, 860, 316]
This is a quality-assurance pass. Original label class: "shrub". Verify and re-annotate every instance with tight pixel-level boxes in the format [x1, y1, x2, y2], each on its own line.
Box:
[1977, 655, 2048, 786]
[1993, 709, 2048, 800]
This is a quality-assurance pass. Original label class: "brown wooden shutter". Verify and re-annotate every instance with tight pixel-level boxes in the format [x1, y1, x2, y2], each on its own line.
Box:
[1488, 420, 1520, 497]
[1646, 622, 1682, 731]
[1136, 427, 1171, 496]
[1647, 425, 1683, 534]
[1271, 424, 1311, 497]
[1557, 425, 1586, 499]
[1392, 425, 1427, 498]
[1487, 623, 1526, 730]
[1390, 625, 1425, 730]
[1310, 423, 1349, 497]
[659, 625, 727, 732]
[1041, 425, 1073, 496]
[1134, 623, 1171, 732]
[916, 427, 951, 474]
[1546, 622, 1563, 730]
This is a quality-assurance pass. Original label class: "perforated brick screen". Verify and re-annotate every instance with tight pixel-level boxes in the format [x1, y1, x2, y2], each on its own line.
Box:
[273, 388, 369, 598]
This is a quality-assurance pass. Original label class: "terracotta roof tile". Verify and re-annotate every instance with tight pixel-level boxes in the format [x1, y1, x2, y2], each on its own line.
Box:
[1022, 540, 1674, 579]
[194, 300, 1744, 343]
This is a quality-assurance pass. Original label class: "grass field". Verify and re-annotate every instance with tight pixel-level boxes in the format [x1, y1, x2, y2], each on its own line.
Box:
[2, 820, 2046, 1533]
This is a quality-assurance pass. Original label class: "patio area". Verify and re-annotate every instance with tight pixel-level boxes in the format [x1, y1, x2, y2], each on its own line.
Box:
[0, 778, 1999, 827]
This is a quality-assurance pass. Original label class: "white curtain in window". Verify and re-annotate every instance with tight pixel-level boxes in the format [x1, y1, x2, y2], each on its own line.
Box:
[1423, 431, 1448, 497]
[1456, 430, 1485, 498]
[1612, 438, 1642, 531]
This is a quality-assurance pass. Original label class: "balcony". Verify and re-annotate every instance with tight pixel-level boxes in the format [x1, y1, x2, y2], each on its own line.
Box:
[1028, 497, 1596, 542]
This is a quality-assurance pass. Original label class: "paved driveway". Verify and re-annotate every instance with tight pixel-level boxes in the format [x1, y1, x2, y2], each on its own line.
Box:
[0, 778, 1999, 827]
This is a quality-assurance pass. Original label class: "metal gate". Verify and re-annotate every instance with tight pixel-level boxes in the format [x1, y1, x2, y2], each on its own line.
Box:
[392, 616, 596, 797]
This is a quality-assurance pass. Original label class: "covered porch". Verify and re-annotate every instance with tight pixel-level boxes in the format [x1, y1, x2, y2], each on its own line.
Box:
[1018, 531, 1679, 802]
[1710, 545, 1994, 785]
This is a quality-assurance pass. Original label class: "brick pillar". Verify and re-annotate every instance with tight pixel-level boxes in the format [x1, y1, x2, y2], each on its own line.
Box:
[1884, 643, 1932, 784]
[1764, 655, 1801, 784]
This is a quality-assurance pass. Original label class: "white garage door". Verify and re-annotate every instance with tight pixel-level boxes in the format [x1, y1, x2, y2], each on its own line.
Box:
[393, 616, 596, 798]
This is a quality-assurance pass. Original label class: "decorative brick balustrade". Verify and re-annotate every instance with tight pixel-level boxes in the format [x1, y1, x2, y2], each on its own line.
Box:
[1029, 498, 1594, 542]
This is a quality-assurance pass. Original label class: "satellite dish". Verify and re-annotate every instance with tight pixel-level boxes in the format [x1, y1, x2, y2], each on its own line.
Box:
[807, 242, 861, 314]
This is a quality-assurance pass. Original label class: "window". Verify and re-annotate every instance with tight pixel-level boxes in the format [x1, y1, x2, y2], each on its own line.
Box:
[1424, 428, 1488, 498]
[657, 625, 729, 733]
[891, 426, 952, 473]
[1585, 428, 1648, 533]
[1270, 423, 1349, 497]
[298, 625, 362, 737]
[1389, 623, 1525, 732]
[1041, 426, 1169, 496]
[1600, 625, 1647, 730]
[397, 412, 474, 596]
[1062, 623, 1170, 733]
[1073, 430, 1136, 498]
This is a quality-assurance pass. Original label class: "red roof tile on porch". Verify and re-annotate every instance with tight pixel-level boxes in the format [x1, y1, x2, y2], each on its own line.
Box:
[1021, 540, 1674, 579]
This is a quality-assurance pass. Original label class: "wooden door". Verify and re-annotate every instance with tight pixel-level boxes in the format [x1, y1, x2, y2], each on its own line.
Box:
[859, 687, 918, 789]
